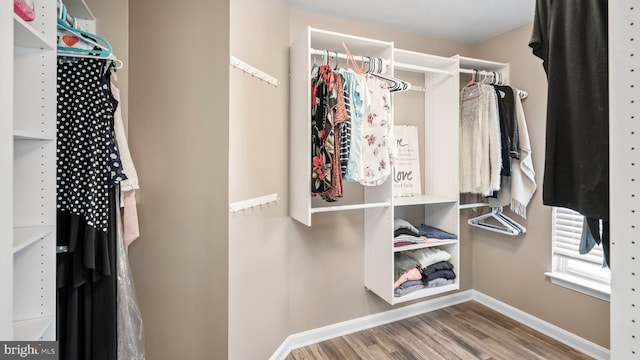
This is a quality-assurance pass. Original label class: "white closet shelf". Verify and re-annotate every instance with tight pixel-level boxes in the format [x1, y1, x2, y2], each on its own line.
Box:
[393, 194, 457, 207]
[63, 0, 95, 20]
[13, 15, 53, 50]
[393, 240, 458, 253]
[13, 130, 54, 141]
[393, 283, 459, 304]
[394, 62, 454, 75]
[13, 226, 54, 254]
[13, 316, 54, 341]
[458, 56, 508, 71]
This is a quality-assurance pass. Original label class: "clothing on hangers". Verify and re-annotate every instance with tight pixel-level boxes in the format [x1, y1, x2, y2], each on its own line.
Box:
[460, 70, 531, 233]
[56, 57, 120, 360]
[310, 48, 399, 202]
[529, 0, 609, 264]
[459, 82, 501, 196]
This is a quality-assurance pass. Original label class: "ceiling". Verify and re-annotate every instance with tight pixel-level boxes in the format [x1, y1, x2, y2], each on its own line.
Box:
[285, 0, 536, 44]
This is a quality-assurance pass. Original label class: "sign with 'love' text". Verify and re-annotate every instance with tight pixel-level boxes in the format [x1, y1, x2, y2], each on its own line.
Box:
[393, 125, 421, 198]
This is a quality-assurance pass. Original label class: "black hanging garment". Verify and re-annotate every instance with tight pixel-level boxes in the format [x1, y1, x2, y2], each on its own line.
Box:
[56, 57, 123, 360]
[529, 0, 610, 265]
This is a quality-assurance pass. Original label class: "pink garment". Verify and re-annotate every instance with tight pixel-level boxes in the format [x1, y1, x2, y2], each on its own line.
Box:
[393, 267, 422, 289]
[123, 190, 140, 246]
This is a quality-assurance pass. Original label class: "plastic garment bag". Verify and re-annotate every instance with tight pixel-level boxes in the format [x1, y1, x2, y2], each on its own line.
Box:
[116, 201, 146, 360]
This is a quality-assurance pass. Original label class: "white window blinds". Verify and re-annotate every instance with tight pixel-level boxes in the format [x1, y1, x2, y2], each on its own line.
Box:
[552, 207, 604, 265]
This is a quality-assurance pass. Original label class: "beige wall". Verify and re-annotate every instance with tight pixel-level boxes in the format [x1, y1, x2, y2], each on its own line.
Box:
[466, 23, 611, 348]
[228, 0, 291, 359]
[128, 1, 230, 359]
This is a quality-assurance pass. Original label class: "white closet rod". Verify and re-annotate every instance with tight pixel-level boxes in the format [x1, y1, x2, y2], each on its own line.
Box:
[310, 48, 388, 71]
[460, 68, 489, 75]
[459, 203, 490, 210]
[311, 201, 390, 214]
[460, 67, 529, 99]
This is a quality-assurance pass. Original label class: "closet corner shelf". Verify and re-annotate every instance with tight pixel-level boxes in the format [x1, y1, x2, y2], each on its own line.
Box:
[393, 283, 459, 304]
[394, 61, 454, 76]
[393, 239, 458, 253]
[13, 226, 55, 254]
[13, 15, 54, 50]
[13, 316, 54, 341]
[393, 194, 457, 207]
[63, 0, 95, 20]
[13, 130, 54, 141]
[458, 55, 508, 70]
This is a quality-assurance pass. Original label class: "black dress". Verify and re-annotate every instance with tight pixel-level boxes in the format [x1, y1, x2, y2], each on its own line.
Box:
[529, 0, 609, 265]
[56, 57, 120, 360]
[529, 0, 609, 220]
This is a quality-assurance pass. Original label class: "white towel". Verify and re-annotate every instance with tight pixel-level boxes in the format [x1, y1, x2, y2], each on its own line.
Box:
[509, 89, 537, 218]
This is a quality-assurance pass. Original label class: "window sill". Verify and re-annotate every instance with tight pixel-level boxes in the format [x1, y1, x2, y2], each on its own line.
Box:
[544, 272, 610, 302]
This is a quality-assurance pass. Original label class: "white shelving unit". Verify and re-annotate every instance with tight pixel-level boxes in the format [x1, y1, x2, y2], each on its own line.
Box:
[1, 0, 57, 341]
[386, 49, 461, 304]
[289, 28, 462, 305]
[290, 27, 395, 227]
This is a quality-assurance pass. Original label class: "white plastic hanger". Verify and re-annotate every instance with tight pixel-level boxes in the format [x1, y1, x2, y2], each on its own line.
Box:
[468, 206, 526, 236]
[366, 56, 411, 93]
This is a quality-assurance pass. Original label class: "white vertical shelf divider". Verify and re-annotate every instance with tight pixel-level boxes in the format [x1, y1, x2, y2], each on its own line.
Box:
[610, 1, 640, 358]
[0, 0, 16, 340]
[9, 0, 57, 341]
[388, 49, 460, 305]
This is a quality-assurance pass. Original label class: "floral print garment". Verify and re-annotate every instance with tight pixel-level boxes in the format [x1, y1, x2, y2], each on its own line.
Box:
[359, 75, 394, 186]
[310, 65, 348, 198]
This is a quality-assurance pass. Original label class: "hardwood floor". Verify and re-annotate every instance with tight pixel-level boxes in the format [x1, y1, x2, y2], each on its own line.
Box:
[286, 301, 595, 360]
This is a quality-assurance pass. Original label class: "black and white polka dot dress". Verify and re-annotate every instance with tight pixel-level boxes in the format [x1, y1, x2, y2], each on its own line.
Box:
[56, 57, 121, 360]
[56, 57, 120, 232]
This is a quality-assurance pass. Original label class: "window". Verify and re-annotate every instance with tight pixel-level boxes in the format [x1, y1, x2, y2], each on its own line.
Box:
[546, 207, 610, 301]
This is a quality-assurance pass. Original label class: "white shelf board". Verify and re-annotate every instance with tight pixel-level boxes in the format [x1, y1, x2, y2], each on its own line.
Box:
[13, 130, 54, 141]
[13, 316, 54, 341]
[393, 240, 458, 253]
[13, 15, 53, 49]
[64, 0, 95, 20]
[393, 194, 457, 207]
[458, 55, 508, 71]
[393, 283, 459, 304]
[13, 226, 54, 254]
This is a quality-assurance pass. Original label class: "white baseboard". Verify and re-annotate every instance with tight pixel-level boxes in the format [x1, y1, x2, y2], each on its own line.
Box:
[470, 290, 610, 360]
[271, 290, 610, 360]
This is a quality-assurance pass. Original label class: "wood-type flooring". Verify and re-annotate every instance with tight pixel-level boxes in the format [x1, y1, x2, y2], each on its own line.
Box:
[286, 301, 595, 360]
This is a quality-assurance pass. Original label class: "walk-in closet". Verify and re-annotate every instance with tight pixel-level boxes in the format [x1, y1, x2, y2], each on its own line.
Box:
[0, 1, 636, 359]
